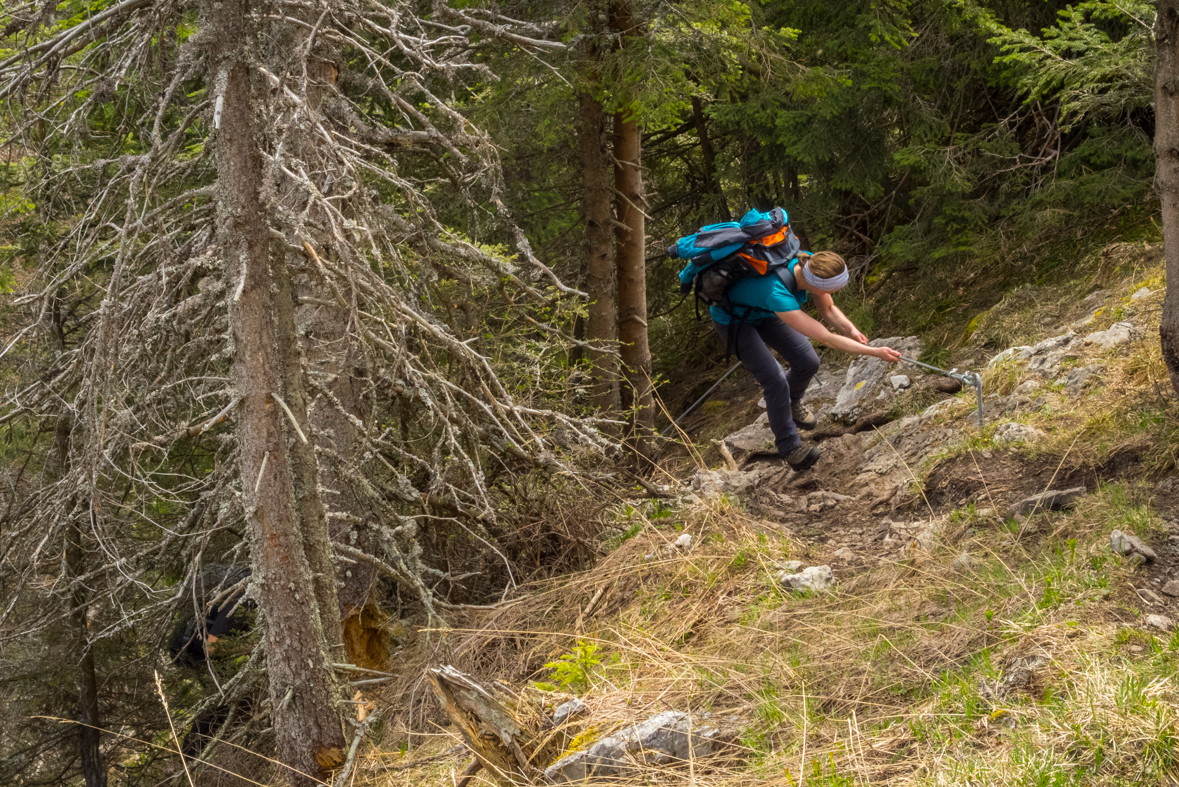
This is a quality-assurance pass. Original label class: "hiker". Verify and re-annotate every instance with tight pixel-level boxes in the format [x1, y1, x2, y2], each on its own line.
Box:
[672, 210, 900, 471]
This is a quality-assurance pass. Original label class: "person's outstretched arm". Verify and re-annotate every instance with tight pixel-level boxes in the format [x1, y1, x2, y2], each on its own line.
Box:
[811, 291, 868, 343]
[778, 309, 901, 361]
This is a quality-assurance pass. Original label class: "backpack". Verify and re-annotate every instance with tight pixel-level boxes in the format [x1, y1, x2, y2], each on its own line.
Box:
[670, 207, 803, 318]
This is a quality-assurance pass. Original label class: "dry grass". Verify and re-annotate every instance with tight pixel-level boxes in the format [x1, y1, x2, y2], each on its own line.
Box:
[336, 474, 1179, 787]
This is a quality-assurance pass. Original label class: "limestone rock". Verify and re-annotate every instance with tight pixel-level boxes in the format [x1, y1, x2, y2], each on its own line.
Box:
[993, 423, 1047, 445]
[1083, 322, 1135, 350]
[1025, 333, 1080, 376]
[690, 468, 761, 499]
[890, 374, 911, 391]
[1161, 580, 1179, 598]
[552, 699, 588, 726]
[1131, 287, 1153, 301]
[673, 533, 692, 551]
[1008, 487, 1087, 517]
[1110, 529, 1158, 565]
[802, 490, 853, 513]
[1014, 380, 1041, 396]
[988, 346, 1034, 368]
[832, 547, 855, 562]
[776, 565, 834, 592]
[1144, 614, 1176, 633]
[721, 417, 774, 463]
[544, 711, 719, 783]
[830, 336, 923, 422]
[1055, 364, 1104, 395]
[952, 552, 973, 572]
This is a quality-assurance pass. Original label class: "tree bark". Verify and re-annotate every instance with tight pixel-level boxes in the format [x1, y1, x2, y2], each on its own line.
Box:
[580, 73, 619, 414]
[1157, 0, 1179, 394]
[294, 47, 386, 670]
[691, 96, 729, 221]
[205, 1, 346, 783]
[297, 283, 386, 670]
[273, 255, 345, 658]
[611, 0, 654, 461]
[57, 417, 106, 787]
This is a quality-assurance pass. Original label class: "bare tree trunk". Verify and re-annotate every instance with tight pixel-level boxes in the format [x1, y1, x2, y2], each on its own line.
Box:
[1157, 0, 1179, 394]
[691, 96, 729, 221]
[206, 1, 346, 782]
[273, 255, 345, 657]
[298, 285, 387, 670]
[580, 70, 619, 414]
[57, 417, 106, 787]
[611, 0, 654, 461]
[295, 49, 386, 670]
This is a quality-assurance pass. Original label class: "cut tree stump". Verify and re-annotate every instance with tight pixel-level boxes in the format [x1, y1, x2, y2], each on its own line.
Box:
[426, 665, 553, 786]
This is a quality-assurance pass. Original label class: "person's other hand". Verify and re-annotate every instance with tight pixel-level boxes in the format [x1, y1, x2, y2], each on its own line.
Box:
[849, 328, 868, 343]
[873, 346, 902, 363]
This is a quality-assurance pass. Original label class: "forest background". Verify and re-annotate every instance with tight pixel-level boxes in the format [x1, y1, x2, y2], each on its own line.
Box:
[0, 0, 1163, 786]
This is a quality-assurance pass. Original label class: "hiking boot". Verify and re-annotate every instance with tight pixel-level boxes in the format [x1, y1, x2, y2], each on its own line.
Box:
[784, 444, 821, 472]
[792, 401, 817, 431]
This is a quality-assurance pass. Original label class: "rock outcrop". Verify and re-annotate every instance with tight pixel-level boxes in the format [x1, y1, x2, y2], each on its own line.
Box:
[830, 336, 923, 422]
[545, 711, 720, 783]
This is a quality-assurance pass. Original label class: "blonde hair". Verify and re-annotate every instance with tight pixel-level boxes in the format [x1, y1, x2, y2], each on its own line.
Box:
[807, 251, 847, 279]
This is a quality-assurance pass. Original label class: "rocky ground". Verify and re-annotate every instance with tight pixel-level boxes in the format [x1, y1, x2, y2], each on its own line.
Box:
[691, 283, 1179, 628]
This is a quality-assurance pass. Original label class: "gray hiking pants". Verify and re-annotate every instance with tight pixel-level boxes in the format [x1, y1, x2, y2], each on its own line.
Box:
[714, 317, 820, 456]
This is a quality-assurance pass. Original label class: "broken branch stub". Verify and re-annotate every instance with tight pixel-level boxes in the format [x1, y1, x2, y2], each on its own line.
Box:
[427, 666, 547, 785]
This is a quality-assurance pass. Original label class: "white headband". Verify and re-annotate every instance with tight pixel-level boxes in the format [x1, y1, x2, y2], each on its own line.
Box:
[802, 260, 849, 291]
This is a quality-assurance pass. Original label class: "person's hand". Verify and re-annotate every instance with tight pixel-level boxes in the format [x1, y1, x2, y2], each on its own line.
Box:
[849, 328, 869, 343]
[873, 345, 902, 363]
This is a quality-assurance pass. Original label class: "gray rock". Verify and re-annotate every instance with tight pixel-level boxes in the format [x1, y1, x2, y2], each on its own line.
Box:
[1013, 380, 1041, 396]
[890, 374, 912, 391]
[552, 698, 588, 726]
[1008, 487, 1087, 517]
[1156, 477, 1179, 495]
[987, 346, 1034, 368]
[1055, 364, 1104, 395]
[832, 547, 855, 562]
[721, 417, 775, 463]
[1082, 289, 1107, 304]
[1083, 322, 1135, 350]
[1001, 333, 1080, 376]
[1144, 614, 1176, 633]
[993, 423, 1047, 445]
[672, 533, 692, 550]
[802, 490, 853, 513]
[690, 467, 764, 499]
[952, 552, 973, 572]
[1111, 529, 1158, 565]
[757, 398, 766, 409]
[830, 336, 923, 421]
[1162, 580, 1179, 598]
[1131, 287, 1153, 301]
[776, 564, 834, 592]
[544, 711, 719, 783]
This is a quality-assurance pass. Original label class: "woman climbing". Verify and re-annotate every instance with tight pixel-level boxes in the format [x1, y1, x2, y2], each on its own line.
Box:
[681, 250, 901, 471]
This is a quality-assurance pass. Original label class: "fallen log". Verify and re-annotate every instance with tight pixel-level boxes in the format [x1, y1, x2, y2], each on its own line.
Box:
[426, 665, 552, 786]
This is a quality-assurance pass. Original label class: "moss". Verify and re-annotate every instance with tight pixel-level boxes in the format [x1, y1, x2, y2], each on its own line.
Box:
[554, 725, 604, 761]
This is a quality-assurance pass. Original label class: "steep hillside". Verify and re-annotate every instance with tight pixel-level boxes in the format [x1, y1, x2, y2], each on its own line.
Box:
[344, 243, 1179, 787]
